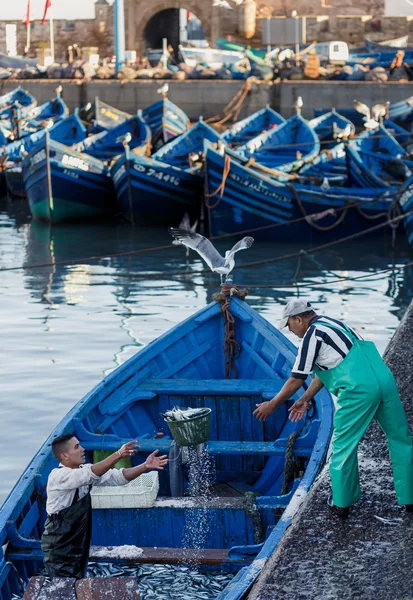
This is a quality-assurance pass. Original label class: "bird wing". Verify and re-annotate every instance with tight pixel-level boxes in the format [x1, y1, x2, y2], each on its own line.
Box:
[354, 101, 370, 119]
[226, 236, 254, 262]
[178, 212, 191, 230]
[169, 228, 225, 269]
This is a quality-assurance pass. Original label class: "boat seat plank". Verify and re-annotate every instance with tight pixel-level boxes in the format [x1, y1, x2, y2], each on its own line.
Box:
[18, 502, 40, 539]
[10, 547, 247, 567]
[135, 378, 285, 395]
[79, 438, 312, 457]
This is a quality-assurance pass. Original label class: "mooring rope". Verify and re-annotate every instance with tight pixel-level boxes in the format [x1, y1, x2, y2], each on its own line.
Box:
[204, 152, 231, 209]
[280, 431, 301, 496]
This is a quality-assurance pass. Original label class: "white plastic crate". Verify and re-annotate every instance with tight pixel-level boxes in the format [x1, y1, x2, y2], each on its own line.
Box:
[91, 471, 159, 509]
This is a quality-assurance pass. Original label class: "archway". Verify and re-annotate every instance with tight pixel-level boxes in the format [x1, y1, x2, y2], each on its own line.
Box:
[143, 8, 206, 52]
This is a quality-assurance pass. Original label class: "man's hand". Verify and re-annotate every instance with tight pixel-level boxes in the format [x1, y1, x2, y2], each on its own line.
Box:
[288, 398, 311, 422]
[145, 450, 168, 470]
[253, 401, 275, 422]
[116, 440, 140, 459]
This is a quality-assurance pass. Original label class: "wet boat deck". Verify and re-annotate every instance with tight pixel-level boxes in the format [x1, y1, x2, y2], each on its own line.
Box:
[248, 301, 413, 600]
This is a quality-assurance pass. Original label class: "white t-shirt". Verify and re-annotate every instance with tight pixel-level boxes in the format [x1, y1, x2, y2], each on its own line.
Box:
[46, 463, 128, 515]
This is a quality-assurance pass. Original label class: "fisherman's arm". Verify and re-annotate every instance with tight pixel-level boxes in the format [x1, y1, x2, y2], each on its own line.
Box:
[91, 440, 139, 477]
[253, 377, 305, 422]
[122, 450, 168, 482]
[288, 374, 324, 422]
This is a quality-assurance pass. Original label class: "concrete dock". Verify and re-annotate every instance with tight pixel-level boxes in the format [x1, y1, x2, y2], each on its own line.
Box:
[247, 302, 413, 600]
[0, 79, 412, 121]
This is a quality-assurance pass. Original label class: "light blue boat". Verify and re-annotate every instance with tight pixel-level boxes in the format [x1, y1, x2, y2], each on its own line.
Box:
[0, 295, 333, 600]
[237, 114, 320, 172]
[308, 109, 355, 147]
[222, 106, 285, 148]
[79, 97, 132, 134]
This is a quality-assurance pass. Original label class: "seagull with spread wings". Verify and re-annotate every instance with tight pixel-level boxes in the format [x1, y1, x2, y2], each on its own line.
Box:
[169, 229, 254, 283]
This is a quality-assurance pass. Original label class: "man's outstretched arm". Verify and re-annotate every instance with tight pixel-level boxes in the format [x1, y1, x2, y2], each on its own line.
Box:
[253, 377, 305, 422]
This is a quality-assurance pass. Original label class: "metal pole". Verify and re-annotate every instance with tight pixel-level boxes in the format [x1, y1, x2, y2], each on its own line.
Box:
[266, 17, 271, 54]
[295, 16, 299, 66]
[26, 23, 31, 52]
[114, 0, 126, 74]
[49, 6, 55, 64]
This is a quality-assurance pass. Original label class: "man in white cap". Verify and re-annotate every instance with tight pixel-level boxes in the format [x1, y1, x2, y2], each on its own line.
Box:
[253, 299, 413, 519]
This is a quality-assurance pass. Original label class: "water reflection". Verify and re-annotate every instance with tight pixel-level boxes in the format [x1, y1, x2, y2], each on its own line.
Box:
[1, 196, 413, 502]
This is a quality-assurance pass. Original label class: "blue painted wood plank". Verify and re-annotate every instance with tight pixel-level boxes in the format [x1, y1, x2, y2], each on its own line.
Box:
[136, 379, 283, 395]
[158, 341, 211, 379]
[18, 503, 40, 539]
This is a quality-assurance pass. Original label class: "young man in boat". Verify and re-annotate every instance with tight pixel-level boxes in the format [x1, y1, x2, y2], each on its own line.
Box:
[41, 435, 168, 578]
[253, 299, 413, 519]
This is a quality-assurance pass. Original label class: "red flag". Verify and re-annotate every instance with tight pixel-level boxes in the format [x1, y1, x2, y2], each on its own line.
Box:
[41, 0, 51, 24]
[25, 0, 31, 28]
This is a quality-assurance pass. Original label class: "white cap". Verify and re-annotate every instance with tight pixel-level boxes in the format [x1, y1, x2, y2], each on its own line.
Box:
[279, 299, 314, 329]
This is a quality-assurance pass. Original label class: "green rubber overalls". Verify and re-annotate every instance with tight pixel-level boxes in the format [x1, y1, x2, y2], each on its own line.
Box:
[313, 321, 413, 508]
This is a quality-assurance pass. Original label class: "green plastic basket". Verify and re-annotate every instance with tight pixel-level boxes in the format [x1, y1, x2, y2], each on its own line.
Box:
[164, 408, 212, 447]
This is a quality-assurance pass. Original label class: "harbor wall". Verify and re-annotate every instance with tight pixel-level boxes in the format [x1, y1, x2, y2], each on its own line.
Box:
[3, 80, 413, 120]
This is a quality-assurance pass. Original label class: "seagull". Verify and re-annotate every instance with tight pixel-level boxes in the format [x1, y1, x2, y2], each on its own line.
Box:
[172, 213, 198, 257]
[364, 118, 379, 131]
[333, 122, 352, 140]
[213, 0, 233, 8]
[116, 132, 132, 147]
[353, 100, 370, 121]
[55, 85, 63, 96]
[84, 102, 92, 112]
[231, 0, 245, 4]
[372, 101, 390, 123]
[295, 96, 303, 114]
[321, 177, 330, 192]
[169, 229, 254, 282]
[157, 83, 169, 97]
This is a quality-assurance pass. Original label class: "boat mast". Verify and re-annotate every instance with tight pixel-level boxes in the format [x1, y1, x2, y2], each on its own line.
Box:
[114, 0, 126, 74]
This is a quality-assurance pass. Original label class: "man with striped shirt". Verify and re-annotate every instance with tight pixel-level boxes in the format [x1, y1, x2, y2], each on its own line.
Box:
[253, 299, 413, 519]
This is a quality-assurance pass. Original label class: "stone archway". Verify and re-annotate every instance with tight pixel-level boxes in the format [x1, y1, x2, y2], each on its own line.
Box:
[125, 0, 219, 56]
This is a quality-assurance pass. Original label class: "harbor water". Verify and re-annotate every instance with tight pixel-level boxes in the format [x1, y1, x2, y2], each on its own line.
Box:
[1, 195, 413, 506]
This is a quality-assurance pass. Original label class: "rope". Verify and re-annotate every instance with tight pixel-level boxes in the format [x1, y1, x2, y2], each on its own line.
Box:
[287, 183, 350, 231]
[244, 491, 265, 544]
[212, 285, 247, 379]
[205, 77, 255, 126]
[204, 152, 231, 209]
[280, 431, 301, 496]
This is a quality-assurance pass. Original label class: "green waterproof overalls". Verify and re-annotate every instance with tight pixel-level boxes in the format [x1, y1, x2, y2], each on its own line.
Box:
[313, 321, 413, 508]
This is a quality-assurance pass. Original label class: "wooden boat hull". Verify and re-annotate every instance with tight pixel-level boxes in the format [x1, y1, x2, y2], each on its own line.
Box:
[23, 136, 115, 223]
[314, 95, 413, 126]
[5, 167, 25, 198]
[111, 150, 202, 225]
[79, 98, 132, 134]
[0, 297, 333, 600]
[308, 110, 355, 146]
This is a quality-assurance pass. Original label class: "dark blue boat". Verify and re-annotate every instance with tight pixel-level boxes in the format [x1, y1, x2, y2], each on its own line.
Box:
[237, 114, 320, 172]
[110, 147, 202, 225]
[221, 106, 285, 148]
[398, 177, 413, 246]
[308, 109, 355, 147]
[23, 134, 115, 223]
[364, 35, 408, 53]
[152, 118, 222, 168]
[0, 294, 333, 600]
[73, 114, 151, 162]
[205, 142, 400, 241]
[19, 94, 69, 136]
[79, 97, 132, 134]
[142, 96, 189, 151]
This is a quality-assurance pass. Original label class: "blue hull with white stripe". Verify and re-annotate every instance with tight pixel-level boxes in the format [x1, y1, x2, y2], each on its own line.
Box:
[79, 98, 132, 134]
[111, 149, 202, 225]
[308, 110, 355, 147]
[0, 296, 333, 600]
[23, 135, 115, 223]
[142, 98, 189, 151]
[314, 95, 413, 126]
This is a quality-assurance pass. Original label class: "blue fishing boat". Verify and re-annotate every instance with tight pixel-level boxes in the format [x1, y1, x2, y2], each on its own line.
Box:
[142, 96, 189, 150]
[73, 114, 151, 161]
[152, 118, 222, 168]
[0, 86, 36, 111]
[20, 94, 69, 135]
[23, 134, 115, 223]
[3, 115, 87, 198]
[79, 97, 132, 134]
[110, 147, 202, 225]
[0, 87, 37, 123]
[384, 119, 411, 146]
[364, 35, 409, 52]
[0, 292, 333, 600]
[398, 177, 413, 246]
[308, 109, 355, 147]
[237, 113, 320, 172]
[314, 94, 413, 127]
[205, 141, 401, 241]
[221, 106, 285, 148]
